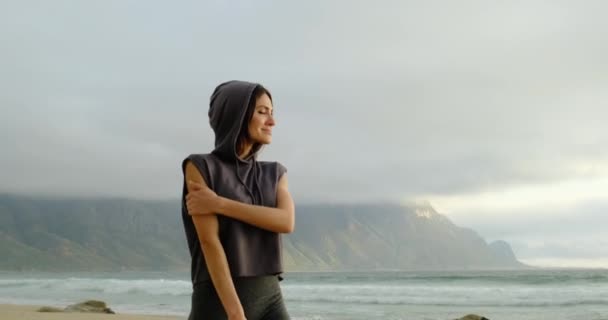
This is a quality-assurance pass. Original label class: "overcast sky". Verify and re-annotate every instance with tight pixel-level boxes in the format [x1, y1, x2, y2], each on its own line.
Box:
[1, 0, 607, 268]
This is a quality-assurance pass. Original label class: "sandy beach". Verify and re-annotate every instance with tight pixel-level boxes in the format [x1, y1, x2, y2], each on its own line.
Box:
[0, 304, 184, 320]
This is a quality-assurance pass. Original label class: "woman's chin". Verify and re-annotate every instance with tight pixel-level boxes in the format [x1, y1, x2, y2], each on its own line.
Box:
[252, 137, 272, 145]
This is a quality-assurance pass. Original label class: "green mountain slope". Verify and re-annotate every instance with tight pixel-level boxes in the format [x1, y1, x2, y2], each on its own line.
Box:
[0, 194, 525, 271]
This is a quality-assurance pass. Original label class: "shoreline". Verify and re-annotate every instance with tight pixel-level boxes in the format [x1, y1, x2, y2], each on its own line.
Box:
[0, 304, 184, 320]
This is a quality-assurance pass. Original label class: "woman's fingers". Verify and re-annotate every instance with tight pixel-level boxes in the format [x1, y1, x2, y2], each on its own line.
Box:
[187, 180, 203, 191]
[186, 198, 212, 216]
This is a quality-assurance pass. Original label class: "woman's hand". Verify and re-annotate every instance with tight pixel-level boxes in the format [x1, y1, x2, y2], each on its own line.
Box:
[185, 180, 221, 215]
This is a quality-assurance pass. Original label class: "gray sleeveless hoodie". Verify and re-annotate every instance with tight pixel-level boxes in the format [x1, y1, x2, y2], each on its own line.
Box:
[181, 80, 287, 286]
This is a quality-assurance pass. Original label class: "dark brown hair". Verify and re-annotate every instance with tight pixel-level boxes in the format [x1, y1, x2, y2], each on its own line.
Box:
[236, 84, 272, 158]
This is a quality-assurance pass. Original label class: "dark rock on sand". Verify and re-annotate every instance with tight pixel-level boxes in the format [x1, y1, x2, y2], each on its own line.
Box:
[38, 300, 115, 314]
[37, 306, 64, 312]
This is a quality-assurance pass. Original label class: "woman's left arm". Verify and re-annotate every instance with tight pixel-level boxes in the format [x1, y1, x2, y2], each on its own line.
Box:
[186, 174, 295, 234]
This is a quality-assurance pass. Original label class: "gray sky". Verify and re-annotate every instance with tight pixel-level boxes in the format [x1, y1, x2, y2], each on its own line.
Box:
[1, 0, 607, 268]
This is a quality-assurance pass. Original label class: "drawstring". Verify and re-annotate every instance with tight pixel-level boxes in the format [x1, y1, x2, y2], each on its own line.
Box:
[235, 158, 258, 204]
[254, 161, 264, 205]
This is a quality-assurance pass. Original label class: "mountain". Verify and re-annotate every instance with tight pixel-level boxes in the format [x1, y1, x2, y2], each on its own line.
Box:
[0, 194, 187, 271]
[488, 240, 520, 265]
[0, 194, 525, 271]
[284, 204, 526, 270]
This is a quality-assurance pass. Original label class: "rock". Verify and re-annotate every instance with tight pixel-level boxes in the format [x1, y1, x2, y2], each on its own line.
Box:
[64, 300, 115, 314]
[37, 306, 63, 312]
[454, 315, 489, 320]
[37, 300, 116, 314]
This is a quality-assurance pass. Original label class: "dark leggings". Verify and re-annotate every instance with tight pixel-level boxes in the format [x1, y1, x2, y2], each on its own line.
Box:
[188, 275, 290, 320]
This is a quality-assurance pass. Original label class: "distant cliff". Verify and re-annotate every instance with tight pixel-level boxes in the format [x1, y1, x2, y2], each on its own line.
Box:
[284, 203, 526, 270]
[0, 194, 525, 271]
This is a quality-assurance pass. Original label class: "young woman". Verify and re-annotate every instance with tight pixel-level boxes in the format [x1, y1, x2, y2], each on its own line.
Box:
[181, 80, 295, 320]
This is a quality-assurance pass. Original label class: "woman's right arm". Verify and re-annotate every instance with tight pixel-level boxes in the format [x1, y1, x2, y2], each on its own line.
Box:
[185, 161, 245, 320]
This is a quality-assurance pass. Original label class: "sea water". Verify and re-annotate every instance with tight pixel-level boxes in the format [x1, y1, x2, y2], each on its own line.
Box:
[0, 269, 607, 320]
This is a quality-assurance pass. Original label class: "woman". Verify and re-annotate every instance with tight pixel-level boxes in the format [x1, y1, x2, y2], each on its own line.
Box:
[181, 80, 295, 320]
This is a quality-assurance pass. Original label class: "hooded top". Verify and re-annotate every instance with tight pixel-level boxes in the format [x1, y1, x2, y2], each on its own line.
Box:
[181, 80, 287, 286]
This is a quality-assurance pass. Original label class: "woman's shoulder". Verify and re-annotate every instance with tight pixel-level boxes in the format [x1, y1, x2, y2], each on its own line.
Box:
[181, 153, 221, 172]
[258, 160, 286, 167]
[259, 160, 288, 177]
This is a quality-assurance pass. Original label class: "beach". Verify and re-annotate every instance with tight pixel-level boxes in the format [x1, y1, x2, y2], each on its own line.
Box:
[0, 304, 183, 320]
[1, 269, 607, 320]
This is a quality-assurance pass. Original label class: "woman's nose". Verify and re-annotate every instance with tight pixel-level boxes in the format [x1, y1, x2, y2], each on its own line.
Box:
[267, 115, 275, 126]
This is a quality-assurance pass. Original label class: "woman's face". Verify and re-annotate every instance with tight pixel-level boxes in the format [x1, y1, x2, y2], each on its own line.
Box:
[248, 93, 275, 145]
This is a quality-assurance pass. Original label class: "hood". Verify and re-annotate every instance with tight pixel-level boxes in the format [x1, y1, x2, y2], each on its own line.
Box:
[208, 80, 258, 163]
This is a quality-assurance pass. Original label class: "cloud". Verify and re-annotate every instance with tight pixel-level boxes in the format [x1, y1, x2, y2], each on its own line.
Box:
[427, 169, 608, 215]
[1, 0, 608, 268]
[438, 198, 608, 267]
[1, 0, 607, 203]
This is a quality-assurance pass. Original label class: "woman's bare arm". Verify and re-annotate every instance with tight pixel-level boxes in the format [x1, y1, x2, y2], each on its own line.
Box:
[217, 174, 294, 233]
[187, 175, 295, 233]
[185, 161, 245, 320]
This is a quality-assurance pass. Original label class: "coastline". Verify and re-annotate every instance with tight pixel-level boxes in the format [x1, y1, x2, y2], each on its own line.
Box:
[0, 304, 184, 320]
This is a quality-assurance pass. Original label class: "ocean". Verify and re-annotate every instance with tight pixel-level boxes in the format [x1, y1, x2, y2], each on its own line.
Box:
[0, 269, 607, 320]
